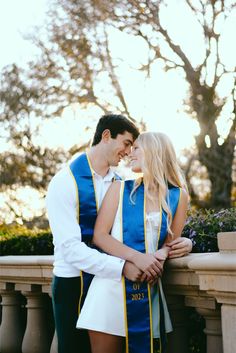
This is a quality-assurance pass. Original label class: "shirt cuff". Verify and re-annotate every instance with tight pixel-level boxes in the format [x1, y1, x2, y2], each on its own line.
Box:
[105, 256, 125, 281]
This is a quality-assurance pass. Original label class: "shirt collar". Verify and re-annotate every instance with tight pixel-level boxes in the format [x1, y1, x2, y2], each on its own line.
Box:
[92, 167, 116, 182]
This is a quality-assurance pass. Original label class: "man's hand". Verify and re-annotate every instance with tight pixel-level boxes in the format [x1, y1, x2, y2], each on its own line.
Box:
[122, 261, 143, 282]
[167, 237, 192, 258]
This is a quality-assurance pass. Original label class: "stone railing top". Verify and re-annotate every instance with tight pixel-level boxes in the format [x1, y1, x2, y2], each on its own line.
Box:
[189, 232, 236, 271]
[188, 252, 236, 271]
[165, 253, 209, 269]
[0, 256, 54, 290]
[0, 255, 54, 266]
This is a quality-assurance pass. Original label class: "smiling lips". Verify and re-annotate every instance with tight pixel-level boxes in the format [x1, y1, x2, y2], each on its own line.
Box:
[118, 154, 125, 161]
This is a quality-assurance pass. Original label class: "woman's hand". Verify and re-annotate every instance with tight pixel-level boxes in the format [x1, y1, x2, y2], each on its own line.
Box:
[154, 246, 170, 261]
[167, 237, 192, 258]
[130, 252, 163, 280]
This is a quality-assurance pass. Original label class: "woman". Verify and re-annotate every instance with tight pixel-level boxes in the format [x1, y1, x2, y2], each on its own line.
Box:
[77, 132, 189, 353]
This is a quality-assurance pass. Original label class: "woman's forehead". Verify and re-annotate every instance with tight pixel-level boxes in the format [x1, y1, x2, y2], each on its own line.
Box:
[133, 140, 140, 147]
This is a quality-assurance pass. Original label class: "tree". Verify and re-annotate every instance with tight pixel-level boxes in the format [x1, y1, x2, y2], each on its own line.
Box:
[90, 0, 235, 208]
[1, 0, 235, 216]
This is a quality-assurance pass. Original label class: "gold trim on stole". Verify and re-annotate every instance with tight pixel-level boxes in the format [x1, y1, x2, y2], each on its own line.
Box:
[69, 152, 99, 315]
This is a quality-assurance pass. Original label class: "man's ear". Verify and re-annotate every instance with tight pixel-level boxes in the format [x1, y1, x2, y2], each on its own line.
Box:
[101, 129, 111, 142]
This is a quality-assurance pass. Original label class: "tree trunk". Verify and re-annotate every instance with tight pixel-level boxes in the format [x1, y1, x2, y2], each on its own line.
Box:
[196, 135, 235, 209]
[209, 166, 233, 209]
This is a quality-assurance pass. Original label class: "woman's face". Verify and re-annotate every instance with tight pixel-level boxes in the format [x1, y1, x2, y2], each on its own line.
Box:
[129, 140, 144, 173]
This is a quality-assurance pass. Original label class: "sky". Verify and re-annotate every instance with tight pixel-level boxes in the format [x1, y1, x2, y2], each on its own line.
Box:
[0, 0, 235, 156]
[0, 0, 202, 156]
[0, 0, 49, 69]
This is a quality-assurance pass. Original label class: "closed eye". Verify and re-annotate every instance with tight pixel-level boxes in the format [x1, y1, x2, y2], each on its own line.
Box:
[124, 141, 132, 147]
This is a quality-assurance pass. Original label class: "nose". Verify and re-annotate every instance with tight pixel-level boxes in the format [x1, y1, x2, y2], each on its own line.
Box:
[125, 145, 132, 156]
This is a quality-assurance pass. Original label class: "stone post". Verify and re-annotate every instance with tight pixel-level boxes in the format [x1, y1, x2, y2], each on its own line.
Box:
[189, 231, 236, 353]
[22, 289, 51, 353]
[221, 302, 236, 353]
[0, 286, 24, 353]
[196, 307, 222, 353]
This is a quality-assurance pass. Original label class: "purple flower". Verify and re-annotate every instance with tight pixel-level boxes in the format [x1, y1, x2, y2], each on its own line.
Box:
[189, 230, 197, 239]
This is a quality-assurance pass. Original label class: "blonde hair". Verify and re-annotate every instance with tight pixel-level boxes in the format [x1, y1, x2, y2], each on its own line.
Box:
[131, 132, 188, 235]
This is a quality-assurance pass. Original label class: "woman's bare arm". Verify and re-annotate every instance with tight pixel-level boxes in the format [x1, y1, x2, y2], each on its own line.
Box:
[155, 188, 190, 260]
[93, 181, 163, 278]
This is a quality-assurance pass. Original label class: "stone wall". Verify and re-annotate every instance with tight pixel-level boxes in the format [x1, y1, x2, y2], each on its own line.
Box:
[0, 232, 235, 353]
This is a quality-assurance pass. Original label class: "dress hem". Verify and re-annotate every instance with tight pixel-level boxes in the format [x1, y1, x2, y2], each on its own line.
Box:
[76, 325, 125, 337]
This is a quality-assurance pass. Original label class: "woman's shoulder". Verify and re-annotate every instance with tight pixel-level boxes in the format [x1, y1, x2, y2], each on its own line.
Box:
[168, 183, 188, 197]
[180, 187, 189, 202]
[112, 179, 136, 191]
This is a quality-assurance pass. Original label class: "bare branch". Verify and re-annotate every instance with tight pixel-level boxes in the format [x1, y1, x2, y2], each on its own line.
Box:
[155, 11, 200, 89]
[137, 30, 184, 74]
[103, 27, 133, 121]
[186, 0, 204, 27]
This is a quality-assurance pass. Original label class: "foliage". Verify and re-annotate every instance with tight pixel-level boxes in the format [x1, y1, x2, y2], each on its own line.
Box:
[182, 208, 236, 252]
[187, 308, 206, 353]
[0, 224, 53, 256]
[1, 208, 235, 256]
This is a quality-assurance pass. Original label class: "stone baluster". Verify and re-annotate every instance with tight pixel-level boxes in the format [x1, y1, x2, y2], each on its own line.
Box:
[0, 285, 24, 353]
[22, 288, 51, 353]
[185, 295, 222, 353]
[209, 292, 236, 353]
[196, 307, 222, 353]
[221, 303, 236, 353]
[189, 231, 236, 353]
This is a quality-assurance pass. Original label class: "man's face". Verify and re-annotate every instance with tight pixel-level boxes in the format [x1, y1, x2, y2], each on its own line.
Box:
[106, 131, 134, 166]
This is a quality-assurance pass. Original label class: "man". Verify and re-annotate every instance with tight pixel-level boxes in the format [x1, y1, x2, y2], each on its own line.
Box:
[47, 114, 144, 353]
[46, 114, 192, 353]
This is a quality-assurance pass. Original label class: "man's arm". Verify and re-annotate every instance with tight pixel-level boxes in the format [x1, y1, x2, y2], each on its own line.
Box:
[46, 168, 125, 281]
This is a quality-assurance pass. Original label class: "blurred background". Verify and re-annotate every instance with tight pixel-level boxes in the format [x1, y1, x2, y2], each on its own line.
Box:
[0, 0, 235, 227]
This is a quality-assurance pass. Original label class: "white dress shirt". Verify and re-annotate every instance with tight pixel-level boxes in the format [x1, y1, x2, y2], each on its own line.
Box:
[46, 164, 124, 279]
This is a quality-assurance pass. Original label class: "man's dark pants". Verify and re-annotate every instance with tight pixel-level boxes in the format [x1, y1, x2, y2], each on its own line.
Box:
[52, 276, 91, 353]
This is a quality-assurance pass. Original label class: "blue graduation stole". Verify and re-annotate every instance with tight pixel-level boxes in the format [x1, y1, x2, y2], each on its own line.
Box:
[69, 152, 121, 312]
[122, 180, 180, 353]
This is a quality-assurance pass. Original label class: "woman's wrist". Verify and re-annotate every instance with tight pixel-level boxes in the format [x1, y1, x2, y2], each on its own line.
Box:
[127, 249, 141, 263]
[155, 247, 170, 260]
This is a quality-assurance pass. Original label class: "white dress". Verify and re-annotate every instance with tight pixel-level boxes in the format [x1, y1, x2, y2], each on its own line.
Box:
[77, 188, 172, 338]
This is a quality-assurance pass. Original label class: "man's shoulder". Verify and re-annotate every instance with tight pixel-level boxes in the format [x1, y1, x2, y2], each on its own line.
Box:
[48, 165, 71, 188]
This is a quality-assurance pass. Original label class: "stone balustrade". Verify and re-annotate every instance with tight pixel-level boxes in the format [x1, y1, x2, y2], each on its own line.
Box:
[0, 231, 235, 353]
